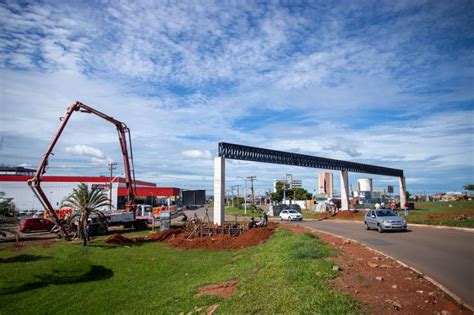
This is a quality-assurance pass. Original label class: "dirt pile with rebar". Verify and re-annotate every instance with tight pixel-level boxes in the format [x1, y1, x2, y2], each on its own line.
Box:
[105, 222, 276, 250]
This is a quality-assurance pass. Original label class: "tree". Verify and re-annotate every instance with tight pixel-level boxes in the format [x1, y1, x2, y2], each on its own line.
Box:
[463, 184, 474, 191]
[293, 188, 311, 200]
[270, 192, 282, 203]
[0, 199, 15, 217]
[61, 183, 109, 246]
[270, 182, 311, 203]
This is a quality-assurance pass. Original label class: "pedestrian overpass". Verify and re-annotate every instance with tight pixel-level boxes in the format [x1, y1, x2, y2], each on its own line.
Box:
[213, 142, 406, 225]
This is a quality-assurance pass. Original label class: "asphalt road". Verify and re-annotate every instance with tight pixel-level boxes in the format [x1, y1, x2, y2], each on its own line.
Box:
[293, 220, 474, 308]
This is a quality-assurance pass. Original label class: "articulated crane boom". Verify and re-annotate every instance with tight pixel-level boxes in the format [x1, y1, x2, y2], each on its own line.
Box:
[28, 101, 137, 240]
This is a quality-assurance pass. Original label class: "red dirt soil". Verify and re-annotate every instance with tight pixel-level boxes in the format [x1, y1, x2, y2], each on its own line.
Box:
[312, 210, 365, 221]
[105, 222, 276, 250]
[194, 279, 239, 298]
[283, 224, 470, 314]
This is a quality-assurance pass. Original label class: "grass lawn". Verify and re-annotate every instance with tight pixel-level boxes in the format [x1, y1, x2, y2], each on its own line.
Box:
[0, 229, 359, 314]
[224, 206, 263, 218]
[406, 201, 474, 228]
[301, 201, 474, 228]
[301, 210, 335, 220]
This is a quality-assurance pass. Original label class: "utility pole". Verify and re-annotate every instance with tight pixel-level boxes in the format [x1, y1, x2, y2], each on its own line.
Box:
[247, 176, 256, 205]
[237, 177, 248, 215]
[235, 185, 241, 200]
[230, 186, 236, 208]
[244, 179, 247, 214]
[108, 161, 117, 211]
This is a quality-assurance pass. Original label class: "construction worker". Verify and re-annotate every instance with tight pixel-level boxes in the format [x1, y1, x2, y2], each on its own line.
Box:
[248, 217, 255, 229]
[262, 212, 268, 227]
[391, 200, 396, 212]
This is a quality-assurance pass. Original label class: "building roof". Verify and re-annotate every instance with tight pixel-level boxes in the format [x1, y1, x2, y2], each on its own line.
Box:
[0, 166, 36, 173]
[0, 175, 156, 187]
[118, 187, 181, 197]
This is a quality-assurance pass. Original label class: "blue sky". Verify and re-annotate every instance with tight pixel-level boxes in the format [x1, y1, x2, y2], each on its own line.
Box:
[0, 0, 473, 195]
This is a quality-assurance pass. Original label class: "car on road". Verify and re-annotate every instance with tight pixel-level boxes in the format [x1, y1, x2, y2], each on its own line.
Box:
[364, 209, 407, 233]
[19, 218, 56, 233]
[280, 209, 303, 221]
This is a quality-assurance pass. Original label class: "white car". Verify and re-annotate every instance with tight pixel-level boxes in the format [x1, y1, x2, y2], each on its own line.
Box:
[280, 209, 303, 221]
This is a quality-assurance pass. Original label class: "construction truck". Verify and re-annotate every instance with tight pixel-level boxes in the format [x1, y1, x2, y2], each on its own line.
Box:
[28, 101, 147, 240]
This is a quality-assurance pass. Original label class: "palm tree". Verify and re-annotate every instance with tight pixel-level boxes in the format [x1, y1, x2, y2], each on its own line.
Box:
[61, 183, 110, 246]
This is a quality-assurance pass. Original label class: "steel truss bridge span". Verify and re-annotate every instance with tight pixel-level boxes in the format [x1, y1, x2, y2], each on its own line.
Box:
[218, 142, 403, 177]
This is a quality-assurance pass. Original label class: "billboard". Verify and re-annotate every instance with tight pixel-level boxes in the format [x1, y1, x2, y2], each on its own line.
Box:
[387, 185, 394, 193]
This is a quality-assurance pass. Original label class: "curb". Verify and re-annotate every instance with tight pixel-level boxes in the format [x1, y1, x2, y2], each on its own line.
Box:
[301, 225, 474, 312]
[404, 223, 474, 233]
[301, 219, 474, 233]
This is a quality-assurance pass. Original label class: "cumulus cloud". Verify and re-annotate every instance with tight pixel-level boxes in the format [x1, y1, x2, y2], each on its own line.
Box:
[1, 1, 472, 193]
[90, 156, 114, 166]
[182, 150, 212, 159]
[323, 144, 362, 158]
[61, 145, 113, 166]
[65, 144, 105, 159]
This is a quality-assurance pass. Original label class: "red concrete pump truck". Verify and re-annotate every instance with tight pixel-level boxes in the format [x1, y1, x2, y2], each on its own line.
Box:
[27, 101, 145, 240]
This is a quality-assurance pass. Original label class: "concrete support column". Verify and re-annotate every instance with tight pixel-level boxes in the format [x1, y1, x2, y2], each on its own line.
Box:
[340, 170, 350, 210]
[399, 176, 407, 208]
[213, 156, 225, 226]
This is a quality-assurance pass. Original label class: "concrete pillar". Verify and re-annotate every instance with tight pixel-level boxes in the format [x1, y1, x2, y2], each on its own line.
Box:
[213, 156, 225, 226]
[399, 176, 407, 208]
[340, 170, 350, 210]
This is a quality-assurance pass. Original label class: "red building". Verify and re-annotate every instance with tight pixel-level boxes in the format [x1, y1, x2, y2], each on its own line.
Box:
[0, 174, 181, 211]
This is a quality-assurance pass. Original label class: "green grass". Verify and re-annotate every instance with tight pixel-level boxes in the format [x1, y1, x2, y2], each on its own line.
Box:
[406, 201, 474, 228]
[302, 201, 474, 228]
[224, 206, 263, 218]
[0, 229, 359, 314]
[301, 209, 333, 220]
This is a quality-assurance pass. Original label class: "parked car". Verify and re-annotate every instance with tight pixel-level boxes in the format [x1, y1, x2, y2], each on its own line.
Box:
[280, 209, 303, 221]
[364, 210, 407, 233]
[19, 218, 56, 233]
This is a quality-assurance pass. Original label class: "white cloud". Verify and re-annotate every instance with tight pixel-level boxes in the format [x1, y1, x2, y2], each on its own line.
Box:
[182, 150, 212, 159]
[90, 156, 114, 166]
[64, 144, 105, 159]
[0, 1, 472, 194]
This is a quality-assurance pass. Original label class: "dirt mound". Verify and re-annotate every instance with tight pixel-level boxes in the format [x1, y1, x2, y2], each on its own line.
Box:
[194, 279, 239, 298]
[332, 210, 364, 220]
[165, 223, 276, 250]
[280, 224, 307, 234]
[105, 223, 276, 250]
[147, 228, 182, 241]
[105, 234, 135, 245]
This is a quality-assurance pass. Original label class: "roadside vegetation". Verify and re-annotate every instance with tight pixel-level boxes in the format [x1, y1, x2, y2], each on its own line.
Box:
[407, 201, 474, 228]
[0, 229, 359, 314]
[300, 201, 474, 228]
[224, 205, 262, 218]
